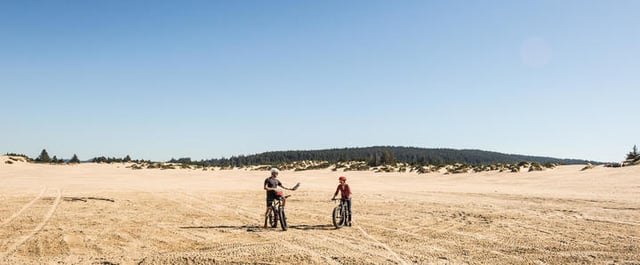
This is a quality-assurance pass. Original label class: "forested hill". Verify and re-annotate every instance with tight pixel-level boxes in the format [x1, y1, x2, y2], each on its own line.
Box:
[190, 146, 598, 167]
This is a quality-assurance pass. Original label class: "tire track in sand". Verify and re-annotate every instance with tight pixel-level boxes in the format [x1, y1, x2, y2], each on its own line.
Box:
[174, 192, 256, 224]
[298, 206, 443, 260]
[1, 189, 62, 258]
[177, 193, 337, 265]
[356, 225, 408, 265]
[309, 231, 404, 263]
[0, 187, 47, 227]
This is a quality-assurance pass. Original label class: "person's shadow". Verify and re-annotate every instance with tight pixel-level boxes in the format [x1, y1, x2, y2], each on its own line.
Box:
[288, 224, 335, 231]
[179, 225, 261, 231]
[179, 224, 336, 231]
[179, 225, 252, 229]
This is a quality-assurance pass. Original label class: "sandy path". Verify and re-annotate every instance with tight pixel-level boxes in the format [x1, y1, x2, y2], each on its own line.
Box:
[0, 187, 47, 228]
[0, 158, 639, 264]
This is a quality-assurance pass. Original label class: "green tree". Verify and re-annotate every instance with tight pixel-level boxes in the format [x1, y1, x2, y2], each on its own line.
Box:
[368, 154, 381, 167]
[124, 155, 132, 162]
[381, 149, 397, 165]
[627, 145, 639, 160]
[69, 154, 80, 164]
[36, 149, 51, 163]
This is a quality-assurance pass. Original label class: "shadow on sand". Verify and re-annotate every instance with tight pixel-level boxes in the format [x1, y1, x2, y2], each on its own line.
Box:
[288, 224, 335, 231]
[178, 224, 336, 231]
[179, 225, 259, 230]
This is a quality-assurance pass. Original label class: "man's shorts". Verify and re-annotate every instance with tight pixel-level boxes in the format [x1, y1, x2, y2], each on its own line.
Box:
[266, 193, 280, 207]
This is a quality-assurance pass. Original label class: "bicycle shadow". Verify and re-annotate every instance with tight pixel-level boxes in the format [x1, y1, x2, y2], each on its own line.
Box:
[179, 225, 262, 231]
[288, 224, 335, 231]
[178, 224, 336, 231]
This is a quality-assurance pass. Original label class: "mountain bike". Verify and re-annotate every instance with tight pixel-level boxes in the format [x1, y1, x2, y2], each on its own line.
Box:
[332, 198, 351, 228]
[266, 193, 290, 231]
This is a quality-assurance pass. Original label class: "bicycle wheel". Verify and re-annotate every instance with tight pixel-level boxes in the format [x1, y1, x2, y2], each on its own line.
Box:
[268, 208, 278, 228]
[332, 206, 344, 228]
[279, 207, 288, 231]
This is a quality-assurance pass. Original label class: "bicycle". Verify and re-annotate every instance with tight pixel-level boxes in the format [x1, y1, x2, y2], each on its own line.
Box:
[266, 192, 290, 231]
[332, 198, 351, 228]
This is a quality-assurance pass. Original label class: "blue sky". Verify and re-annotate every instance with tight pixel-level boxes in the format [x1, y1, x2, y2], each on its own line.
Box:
[1, 1, 638, 162]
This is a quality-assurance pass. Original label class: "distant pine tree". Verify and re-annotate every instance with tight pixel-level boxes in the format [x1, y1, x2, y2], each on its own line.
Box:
[69, 154, 80, 164]
[627, 145, 639, 160]
[367, 154, 379, 167]
[382, 149, 397, 165]
[36, 149, 51, 163]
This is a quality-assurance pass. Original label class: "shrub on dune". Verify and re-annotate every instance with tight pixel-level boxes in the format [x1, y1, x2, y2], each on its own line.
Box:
[581, 163, 595, 171]
[528, 162, 544, 172]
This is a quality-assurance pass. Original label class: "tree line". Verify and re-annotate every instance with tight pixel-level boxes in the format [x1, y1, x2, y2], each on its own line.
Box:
[185, 146, 599, 167]
[31, 149, 81, 164]
[9, 145, 629, 167]
[7, 149, 142, 164]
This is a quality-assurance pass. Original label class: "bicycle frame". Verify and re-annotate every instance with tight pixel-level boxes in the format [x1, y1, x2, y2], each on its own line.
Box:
[266, 195, 290, 231]
[332, 198, 350, 228]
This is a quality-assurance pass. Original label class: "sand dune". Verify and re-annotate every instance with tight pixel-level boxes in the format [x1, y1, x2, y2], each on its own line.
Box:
[1, 156, 639, 264]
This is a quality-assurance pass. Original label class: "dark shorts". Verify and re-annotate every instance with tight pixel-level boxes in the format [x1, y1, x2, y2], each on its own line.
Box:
[266, 193, 280, 207]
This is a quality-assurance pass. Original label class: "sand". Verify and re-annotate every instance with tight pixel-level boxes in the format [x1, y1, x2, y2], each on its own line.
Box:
[1, 155, 639, 264]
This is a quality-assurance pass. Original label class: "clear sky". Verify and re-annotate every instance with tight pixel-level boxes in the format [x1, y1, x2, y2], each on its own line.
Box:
[1, 1, 638, 162]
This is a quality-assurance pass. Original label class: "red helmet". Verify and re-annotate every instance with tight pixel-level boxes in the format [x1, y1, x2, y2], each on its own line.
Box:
[338, 176, 347, 181]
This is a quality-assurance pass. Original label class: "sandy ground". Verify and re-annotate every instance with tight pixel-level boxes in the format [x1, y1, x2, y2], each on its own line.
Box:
[1, 156, 639, 264]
